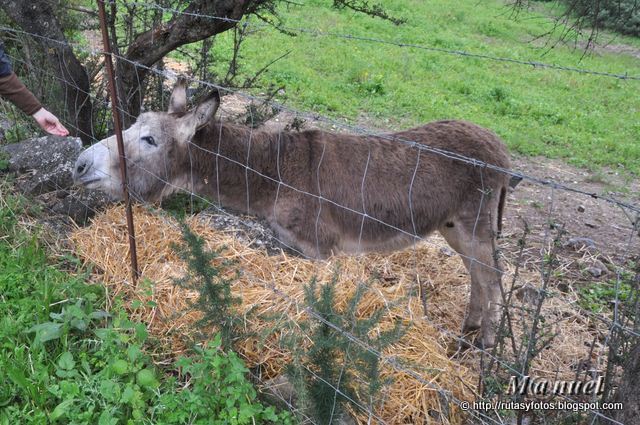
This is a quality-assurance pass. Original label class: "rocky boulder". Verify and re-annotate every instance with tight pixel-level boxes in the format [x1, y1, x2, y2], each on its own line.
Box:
[1, 135, 110, 224]
[2, 135, 82, 194]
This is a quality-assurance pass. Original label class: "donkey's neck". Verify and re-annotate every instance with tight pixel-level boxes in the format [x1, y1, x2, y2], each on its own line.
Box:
[180, 121, 279, 215]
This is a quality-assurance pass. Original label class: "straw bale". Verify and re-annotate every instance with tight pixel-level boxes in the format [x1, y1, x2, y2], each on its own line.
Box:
[69, 205, 607, 424]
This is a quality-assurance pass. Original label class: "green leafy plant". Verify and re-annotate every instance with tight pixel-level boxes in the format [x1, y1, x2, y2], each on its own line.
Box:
[154, 335, 293, 424]
[172, 221, 243, 349]
[0, 151, 9, 172]
[0, 185, 290, 424]
[285, 275, 406, 424]
[578, 271, 635, 313]
[27, 299, 110, 344]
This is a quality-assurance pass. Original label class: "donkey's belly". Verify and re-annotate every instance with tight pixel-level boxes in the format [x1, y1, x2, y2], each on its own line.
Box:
[337, 232, 420, 255]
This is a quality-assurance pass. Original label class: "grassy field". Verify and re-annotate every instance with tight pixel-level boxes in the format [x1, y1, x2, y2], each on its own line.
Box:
[187, 0, 640, 175]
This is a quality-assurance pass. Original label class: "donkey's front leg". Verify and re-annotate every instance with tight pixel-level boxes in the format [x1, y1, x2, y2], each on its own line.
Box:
[268, 199, 337, 259]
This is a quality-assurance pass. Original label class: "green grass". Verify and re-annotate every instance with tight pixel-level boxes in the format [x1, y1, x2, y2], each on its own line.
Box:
[176, 0, 640, 175]
[578, 266, 636, 314]
[0, 181, 291, 424]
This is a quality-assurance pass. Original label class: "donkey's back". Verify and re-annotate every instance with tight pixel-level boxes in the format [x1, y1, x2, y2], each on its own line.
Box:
[271, 119, 511, 257]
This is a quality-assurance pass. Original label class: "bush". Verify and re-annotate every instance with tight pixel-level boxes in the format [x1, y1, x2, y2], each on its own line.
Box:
[172, 221, 243, 350]
[564, 0, 640, 36]
[284, 276, 406, 424]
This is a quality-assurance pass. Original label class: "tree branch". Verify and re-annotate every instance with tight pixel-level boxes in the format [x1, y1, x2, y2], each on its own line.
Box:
[119, 0, 272, 119]
[332, 0, 406, 25]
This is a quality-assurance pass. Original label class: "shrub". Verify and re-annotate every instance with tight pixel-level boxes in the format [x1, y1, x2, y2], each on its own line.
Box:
[284, 276, 406, 424]
[172, 221, 243, 349]
[565, 0, 640, 36]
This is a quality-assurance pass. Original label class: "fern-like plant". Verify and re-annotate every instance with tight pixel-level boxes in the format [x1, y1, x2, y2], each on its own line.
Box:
[172, 221, 242, 350]
[285, 274, 406, 424]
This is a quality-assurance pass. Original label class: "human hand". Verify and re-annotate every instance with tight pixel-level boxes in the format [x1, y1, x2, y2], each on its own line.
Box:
[31, 108, 69, 136]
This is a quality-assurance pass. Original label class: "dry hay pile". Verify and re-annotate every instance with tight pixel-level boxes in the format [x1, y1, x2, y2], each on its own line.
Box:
[69, 205, 607, 424]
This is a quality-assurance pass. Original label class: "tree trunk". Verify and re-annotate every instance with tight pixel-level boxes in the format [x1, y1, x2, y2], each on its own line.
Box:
[0, 0, 94, 144]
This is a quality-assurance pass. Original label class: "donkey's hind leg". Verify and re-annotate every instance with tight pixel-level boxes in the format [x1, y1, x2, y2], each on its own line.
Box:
[439, 211, 502, 349]
[439, 223, 483, 342]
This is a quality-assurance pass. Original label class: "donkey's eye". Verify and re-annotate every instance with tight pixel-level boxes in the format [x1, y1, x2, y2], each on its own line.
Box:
[142, 136, 156, 146]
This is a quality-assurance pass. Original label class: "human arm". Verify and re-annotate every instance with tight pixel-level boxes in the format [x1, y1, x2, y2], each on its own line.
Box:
[0, 45, 68, 136]
[0, 71, 42, 115]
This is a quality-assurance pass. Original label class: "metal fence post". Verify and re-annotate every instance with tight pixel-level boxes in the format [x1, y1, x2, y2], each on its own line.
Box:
[97, 0, 140, 283]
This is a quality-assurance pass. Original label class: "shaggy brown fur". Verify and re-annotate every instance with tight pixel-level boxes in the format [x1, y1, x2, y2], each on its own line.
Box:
[185, 118, 510, 255]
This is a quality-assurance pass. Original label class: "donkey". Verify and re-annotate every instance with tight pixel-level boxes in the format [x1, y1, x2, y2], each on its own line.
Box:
[73, 79, 512, 348]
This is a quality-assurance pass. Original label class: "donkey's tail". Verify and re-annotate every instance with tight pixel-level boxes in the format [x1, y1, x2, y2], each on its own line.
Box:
[497, 185, 507, 237]
[499, 174, 522, 236]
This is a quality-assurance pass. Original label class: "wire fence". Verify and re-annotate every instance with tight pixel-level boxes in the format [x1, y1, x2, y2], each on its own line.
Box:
[1, 2, 639, 424]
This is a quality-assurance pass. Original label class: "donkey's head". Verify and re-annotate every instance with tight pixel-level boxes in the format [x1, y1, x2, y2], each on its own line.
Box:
[73, 79, 219, 202]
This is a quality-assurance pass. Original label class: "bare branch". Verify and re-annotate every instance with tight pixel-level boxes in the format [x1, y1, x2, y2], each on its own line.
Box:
[332, 0, 406, 25]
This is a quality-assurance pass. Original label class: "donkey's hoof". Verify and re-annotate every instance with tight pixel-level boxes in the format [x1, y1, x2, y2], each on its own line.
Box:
[461, 323, 481, 335]
[452, 327, 481, 354]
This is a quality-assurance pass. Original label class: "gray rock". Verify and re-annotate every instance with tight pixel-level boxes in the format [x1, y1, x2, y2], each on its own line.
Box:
[199, 206, 293, 257]
[577, 205, 585, 213]
[2, 136, 112, 224]
[592, 259, 609, 275]
[1, 135, 83, 195]
[36, 189, 111, 225]
[587, 267, 603, 278]
[439, 246, 455, 257]
[261, 375, 297, 408]
[564, 237, 596, 250]
[579, 259, 609, 278]
[515, 284, 543, 305]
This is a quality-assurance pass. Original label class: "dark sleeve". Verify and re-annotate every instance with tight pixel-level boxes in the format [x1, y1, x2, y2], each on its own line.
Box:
[0, 72, 42, 115]
[0, 42, 42, 115]
[0, 43, 13, 78]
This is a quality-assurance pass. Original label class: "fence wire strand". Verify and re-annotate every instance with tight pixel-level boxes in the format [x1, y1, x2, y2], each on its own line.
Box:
[122, 1, 640, 81]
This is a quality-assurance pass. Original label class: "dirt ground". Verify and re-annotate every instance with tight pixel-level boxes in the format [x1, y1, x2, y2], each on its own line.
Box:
[507, 155, 639, 258]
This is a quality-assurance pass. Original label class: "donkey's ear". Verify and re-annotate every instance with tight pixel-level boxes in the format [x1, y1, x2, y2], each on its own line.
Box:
[176, 89, 220, 144]
[168, 76, 188, 113]
[192, 89, 220, 130]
